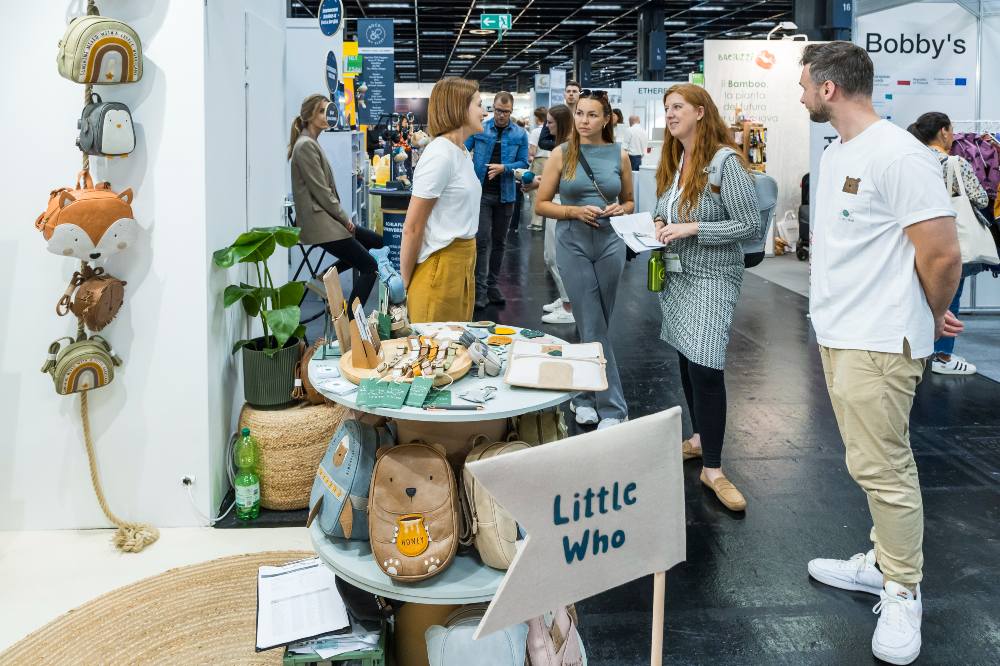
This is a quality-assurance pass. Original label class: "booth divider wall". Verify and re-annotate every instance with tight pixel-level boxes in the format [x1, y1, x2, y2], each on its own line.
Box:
[0, 0, 286, 530]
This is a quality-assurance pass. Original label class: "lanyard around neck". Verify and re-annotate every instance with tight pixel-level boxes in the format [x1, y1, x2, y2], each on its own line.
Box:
[666, 154, 684, 225]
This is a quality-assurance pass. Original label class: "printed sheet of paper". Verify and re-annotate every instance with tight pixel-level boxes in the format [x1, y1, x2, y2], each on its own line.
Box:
[256, 557, 349, 651]
[610, 212, 665, 253]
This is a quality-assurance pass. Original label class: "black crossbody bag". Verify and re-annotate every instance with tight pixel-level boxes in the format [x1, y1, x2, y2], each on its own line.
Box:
[576, 151, 638, 261]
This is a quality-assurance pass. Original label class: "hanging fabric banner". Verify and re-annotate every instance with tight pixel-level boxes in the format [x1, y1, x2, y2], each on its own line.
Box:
[356, 19, 395, 126]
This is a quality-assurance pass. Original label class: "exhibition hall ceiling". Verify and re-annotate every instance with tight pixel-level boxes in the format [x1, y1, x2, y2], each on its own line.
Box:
[290, 0, 794, 86]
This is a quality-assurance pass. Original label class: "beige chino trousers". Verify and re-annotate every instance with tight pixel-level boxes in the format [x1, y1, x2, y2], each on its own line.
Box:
[819, 343, 926, 586]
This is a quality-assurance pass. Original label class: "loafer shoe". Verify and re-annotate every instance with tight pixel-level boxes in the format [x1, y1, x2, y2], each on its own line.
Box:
[682, 439, 702, 460]
[699, 470, 746, 511]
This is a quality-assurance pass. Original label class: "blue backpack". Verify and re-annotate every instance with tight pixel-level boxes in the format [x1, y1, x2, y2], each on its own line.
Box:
[705, 147, 778, 268]
[307, 420, 392, 540]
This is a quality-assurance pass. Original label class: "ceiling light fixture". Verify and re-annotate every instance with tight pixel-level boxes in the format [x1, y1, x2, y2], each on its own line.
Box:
[664, 20, 687, 26]
[748, 21, 776, 27]
[457, 54, 477, 59]
[367, 2, 412, 8]
[725, 31, 752, 37]
[672, 32, 698, 38]
[422, 30, 454, 36]
[590, 31, 618, 37]
[584, 4, 623, 10]
[562, 19, 599, 25]
[392, 18, 413, 24]
[470, 29, 495, 35]
[688, 6, 726, 11]
[424, 54, 447, 59]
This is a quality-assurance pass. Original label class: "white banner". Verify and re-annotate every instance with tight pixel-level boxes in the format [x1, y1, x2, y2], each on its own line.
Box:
[856, 2, 978, 127]
[704, 40, 814, 228]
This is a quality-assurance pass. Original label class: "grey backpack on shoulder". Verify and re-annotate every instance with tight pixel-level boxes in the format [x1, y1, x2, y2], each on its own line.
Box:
[77, 93, 136, 157]
[706, 147, 778, 268]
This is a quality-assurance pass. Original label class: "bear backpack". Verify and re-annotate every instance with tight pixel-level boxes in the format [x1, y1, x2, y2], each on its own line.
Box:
[369, 442, 459, 582]
[307, 419, 390, 540]
[35, 170, 137, 262]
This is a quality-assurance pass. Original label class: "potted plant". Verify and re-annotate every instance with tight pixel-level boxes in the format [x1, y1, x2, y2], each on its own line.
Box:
[213, 226, 306, 408]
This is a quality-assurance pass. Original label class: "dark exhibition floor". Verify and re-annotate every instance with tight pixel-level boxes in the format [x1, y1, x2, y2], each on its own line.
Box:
[227, 228, 1000, 664]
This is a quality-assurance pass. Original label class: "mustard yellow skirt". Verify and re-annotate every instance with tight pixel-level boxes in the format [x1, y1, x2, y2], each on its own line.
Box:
[408, 238, 476, 323]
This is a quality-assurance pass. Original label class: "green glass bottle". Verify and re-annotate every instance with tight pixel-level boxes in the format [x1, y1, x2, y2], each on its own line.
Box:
[647, 250, 666, 292]
[234, 427, 261, 521]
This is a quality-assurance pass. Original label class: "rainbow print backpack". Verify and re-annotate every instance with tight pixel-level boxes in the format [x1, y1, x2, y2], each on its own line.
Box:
[57, 15, 143, 84]
[41, 334, 122, 395]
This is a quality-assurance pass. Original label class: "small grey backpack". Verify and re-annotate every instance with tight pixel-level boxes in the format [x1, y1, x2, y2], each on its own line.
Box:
[77, 93, 135, 157]
[705, 147, 778, 268]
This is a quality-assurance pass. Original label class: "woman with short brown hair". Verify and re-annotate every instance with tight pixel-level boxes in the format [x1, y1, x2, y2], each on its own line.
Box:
[401, 77, 485, 322]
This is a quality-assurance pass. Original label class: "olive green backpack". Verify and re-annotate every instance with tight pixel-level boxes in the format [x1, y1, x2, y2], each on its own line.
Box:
[41, 334, 122, 395]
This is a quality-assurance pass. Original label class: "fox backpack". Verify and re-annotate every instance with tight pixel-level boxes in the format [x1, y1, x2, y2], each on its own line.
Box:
[58, 15, 142, 84]
[77, 93, 135, 156]
[369, 442, 459, 582]
[307, 419, 389, 540]
[35, 170, 137, 262]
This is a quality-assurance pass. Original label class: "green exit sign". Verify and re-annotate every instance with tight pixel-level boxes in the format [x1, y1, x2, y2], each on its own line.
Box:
[480, 13, 512, 31]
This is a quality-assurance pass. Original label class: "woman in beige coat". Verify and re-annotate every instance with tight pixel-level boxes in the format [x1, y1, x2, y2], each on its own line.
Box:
[289, 94, 383, 314]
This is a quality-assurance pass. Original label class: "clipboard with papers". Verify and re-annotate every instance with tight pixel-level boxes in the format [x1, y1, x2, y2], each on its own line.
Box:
[255, 557, 350, 652]
[609, 212, 666, 253]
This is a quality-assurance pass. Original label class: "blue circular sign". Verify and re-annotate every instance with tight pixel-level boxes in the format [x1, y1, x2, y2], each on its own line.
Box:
[318, 0, 343, 37]
[325, 51, 339, 97]
[325, 100, 340, 130]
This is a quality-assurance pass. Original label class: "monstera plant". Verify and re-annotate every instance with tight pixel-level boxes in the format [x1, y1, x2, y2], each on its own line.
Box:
[213, 226, 305, 407]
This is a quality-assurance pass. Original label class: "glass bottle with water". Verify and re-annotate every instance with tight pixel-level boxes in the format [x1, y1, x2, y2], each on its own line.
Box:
[234, 427, 260, 521]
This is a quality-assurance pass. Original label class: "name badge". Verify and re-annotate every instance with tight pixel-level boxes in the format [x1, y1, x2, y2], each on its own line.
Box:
[665, 253, 683, 273]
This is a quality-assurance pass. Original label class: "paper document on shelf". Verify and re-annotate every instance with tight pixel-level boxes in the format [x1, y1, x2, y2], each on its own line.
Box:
[256, 557, 349, 651]
[610, 212, 664, 253]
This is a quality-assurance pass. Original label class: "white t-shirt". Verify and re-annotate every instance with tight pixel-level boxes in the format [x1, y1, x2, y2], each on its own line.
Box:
[529, 126, 549, 159]
[626, 125, 647, 156]
[810, 120, 956, 358]
[411, 136, 482, 264]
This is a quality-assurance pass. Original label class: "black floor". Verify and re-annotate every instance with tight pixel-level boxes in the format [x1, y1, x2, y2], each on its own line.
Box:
[224, 225, 1000, 664]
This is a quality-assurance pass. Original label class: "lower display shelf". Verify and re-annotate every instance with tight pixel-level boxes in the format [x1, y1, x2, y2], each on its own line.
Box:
[310, 521, 505, 604]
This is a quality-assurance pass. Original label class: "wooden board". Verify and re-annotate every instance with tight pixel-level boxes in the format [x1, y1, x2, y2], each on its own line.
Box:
[340, 337, 472, 387]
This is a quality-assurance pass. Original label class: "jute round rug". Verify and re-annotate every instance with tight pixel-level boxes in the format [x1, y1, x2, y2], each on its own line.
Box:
[1, 550, 313, 665]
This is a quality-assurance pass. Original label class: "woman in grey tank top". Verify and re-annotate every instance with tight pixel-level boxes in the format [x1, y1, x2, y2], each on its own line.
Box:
[534, 91, 635, 429]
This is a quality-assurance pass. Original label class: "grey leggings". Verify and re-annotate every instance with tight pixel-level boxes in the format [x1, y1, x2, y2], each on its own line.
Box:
[544, 218, 570, 303]
[555, 220, 628, 420]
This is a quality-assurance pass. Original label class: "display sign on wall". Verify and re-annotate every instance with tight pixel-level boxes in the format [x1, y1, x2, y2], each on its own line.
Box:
[704, 39, 814, 228]
[318, 0, 344, 37]
[325, 51, 339, 97]
[549, 68, 567, 107]
[856, 2, 977, 127]
[467, 409, 686, 639]
[357, 19, 395, 126]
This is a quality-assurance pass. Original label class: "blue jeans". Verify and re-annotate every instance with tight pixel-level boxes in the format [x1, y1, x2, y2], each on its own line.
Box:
[933, 265, 982, 356]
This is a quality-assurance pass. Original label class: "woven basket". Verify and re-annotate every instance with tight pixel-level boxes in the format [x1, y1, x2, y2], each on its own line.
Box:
[239, 401, 349, 510]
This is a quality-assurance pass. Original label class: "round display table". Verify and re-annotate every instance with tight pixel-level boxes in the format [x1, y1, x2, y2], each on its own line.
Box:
[308, 322, 575, 604]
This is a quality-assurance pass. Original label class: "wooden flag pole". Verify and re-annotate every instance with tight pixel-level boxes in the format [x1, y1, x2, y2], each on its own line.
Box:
[651, 571, 666, 665]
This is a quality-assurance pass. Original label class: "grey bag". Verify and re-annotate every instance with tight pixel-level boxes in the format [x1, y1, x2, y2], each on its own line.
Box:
[77, 93, 135, 157]
[706, 147, 778, 268]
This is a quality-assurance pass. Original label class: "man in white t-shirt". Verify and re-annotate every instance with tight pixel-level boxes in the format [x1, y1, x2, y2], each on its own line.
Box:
[625, 115, 647, 171]
[798, 42, 961, 666]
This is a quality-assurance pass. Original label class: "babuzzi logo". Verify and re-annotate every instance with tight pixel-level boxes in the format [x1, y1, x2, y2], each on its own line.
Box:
[865, 32, 967, 58]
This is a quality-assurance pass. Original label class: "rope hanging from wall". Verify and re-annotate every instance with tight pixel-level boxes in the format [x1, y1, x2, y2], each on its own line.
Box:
[69, 0, 159, 553]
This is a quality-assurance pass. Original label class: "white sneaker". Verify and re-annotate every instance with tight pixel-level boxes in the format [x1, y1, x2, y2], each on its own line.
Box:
[932, 355, 976, 375]
[569, 403, 598, 425]
[542, 298, 563, 313]
[872, 581, 922, 665]
[542, 309, 575, 324]
[597, 417, 627, 430]
[807, 549, 883, 595]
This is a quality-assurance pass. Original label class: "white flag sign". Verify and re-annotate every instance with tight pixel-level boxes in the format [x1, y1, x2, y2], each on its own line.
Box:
[468, 408, 686, 638]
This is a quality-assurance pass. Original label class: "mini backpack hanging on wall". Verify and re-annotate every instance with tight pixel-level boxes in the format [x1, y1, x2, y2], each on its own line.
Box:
[35, 170, 137, 262]
[58, 14, 143, 84]
[41, 334, 122, 395]
[56, 266, 126, 332]
[77, 92, 135, 156]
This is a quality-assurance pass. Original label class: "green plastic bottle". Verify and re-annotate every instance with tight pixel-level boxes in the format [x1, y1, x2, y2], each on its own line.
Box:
[234, 427, 261, 521]
[647, 250, 666, 292]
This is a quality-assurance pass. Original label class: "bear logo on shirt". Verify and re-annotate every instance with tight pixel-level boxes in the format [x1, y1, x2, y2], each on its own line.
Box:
[842, 177, 861, 195]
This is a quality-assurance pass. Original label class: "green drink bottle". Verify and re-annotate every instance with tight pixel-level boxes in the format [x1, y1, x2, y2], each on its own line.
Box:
[647, 250, 666, 292]
[234, 427, 260, 521]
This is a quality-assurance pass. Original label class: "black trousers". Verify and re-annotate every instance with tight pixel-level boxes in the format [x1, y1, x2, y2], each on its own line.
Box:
[318, 226, 384, 316]
[476, 193, 514, 297]
[677, 351, 727, 468]
[628, 154, 642, 171]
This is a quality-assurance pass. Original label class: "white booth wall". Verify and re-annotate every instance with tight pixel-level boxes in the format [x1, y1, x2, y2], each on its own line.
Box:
[857, 0, 1000, 310]
[0, 0, 286, 530]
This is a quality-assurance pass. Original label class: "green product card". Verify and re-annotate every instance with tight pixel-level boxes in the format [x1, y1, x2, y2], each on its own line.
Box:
[377, 312, 392, 340]
[422, 388, 452, 408]
[356, 378, 410, 409]
[404, 377, 434, 407]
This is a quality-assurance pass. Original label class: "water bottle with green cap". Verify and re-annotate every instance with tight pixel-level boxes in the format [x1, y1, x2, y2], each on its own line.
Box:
[234, 427, 260, 521]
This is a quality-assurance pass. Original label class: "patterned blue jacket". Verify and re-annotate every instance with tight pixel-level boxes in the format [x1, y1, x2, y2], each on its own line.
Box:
[465, 118, 530, 204]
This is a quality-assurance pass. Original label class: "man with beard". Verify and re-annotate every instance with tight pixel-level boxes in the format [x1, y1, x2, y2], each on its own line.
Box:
[798, 41, 961, 665]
